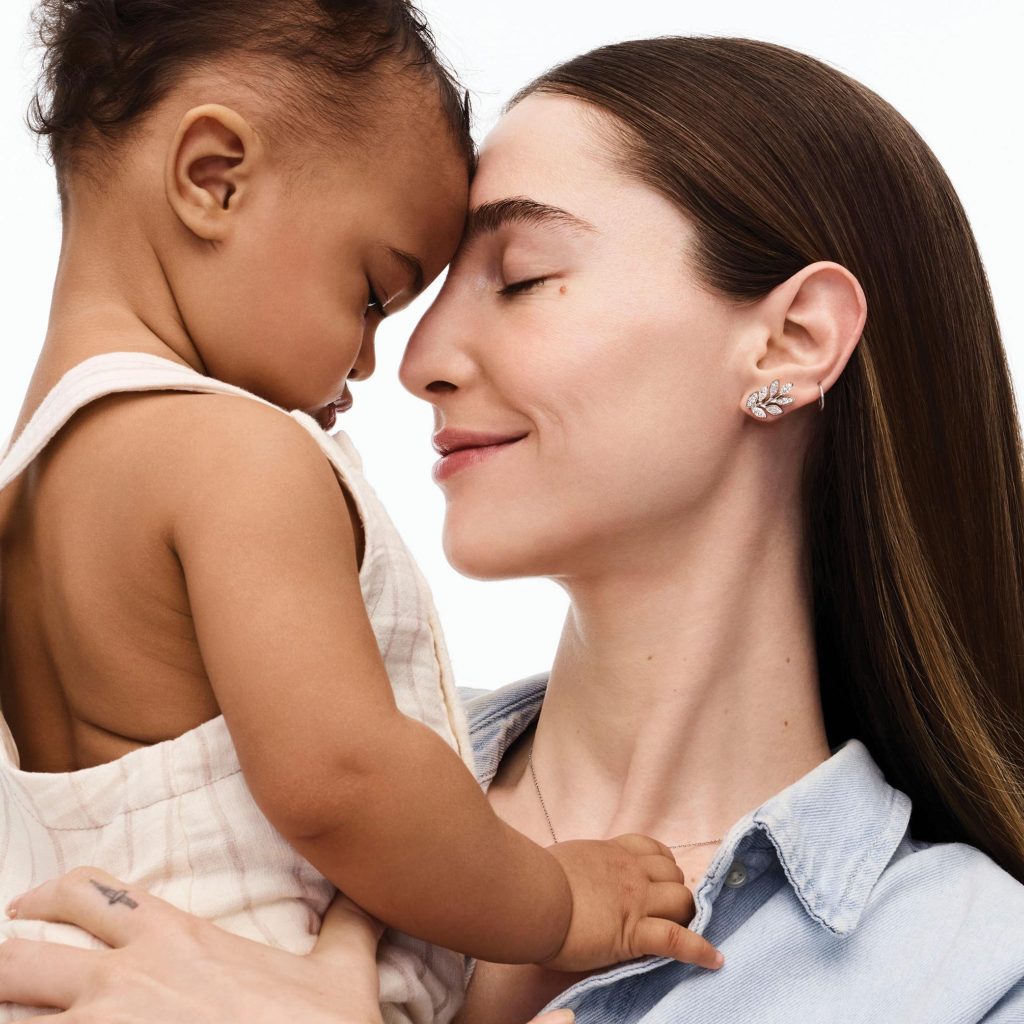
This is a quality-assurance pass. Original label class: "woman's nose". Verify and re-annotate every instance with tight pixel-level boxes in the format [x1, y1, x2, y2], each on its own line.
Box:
[399, 294, 472, 401]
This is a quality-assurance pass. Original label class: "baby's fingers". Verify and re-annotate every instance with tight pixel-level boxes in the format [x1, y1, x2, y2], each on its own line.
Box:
[633, 917, 724, 970]
[639, 854, 686, 885]
[612, 833, 675, 860]
[646, 881, 695, 925]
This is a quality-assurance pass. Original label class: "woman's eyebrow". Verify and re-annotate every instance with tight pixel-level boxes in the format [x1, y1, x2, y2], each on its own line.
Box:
[462, 197, 597, 247]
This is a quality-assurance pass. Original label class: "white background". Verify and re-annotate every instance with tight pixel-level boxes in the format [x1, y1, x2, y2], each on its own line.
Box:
[1, 1, 1021, 691]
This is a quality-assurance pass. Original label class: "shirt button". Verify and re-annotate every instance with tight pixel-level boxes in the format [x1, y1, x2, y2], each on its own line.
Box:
[724, 858, 748, 888]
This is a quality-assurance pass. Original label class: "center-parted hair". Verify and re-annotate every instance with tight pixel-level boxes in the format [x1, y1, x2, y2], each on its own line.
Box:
[27, 0, 474, 186]
[513, 37, 1024, 881]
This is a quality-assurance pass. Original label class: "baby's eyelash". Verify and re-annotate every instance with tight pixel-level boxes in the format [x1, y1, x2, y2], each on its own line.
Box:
[366, 283, 388, 317]
[499, 277, 549, 297]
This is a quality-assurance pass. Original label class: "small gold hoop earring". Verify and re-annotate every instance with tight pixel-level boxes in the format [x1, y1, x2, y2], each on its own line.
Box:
[817, 381, 825, 411]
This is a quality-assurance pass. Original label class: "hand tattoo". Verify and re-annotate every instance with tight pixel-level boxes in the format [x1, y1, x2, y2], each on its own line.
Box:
[90, 879, 139, 909]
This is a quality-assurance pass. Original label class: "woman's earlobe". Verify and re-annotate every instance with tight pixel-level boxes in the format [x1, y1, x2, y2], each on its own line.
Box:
[743, 379, 826, 420]
[745, 378, 795, 419]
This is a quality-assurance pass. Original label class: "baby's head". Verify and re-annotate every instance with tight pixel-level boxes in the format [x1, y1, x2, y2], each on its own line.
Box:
[29, 0, 474, 421]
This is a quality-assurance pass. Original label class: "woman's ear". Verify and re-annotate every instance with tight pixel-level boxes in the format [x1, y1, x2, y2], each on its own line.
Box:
[741, 261, 867, 417]
[165, 104, 261, 242]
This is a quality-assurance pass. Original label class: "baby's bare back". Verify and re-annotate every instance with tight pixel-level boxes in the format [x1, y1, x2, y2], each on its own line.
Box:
[0, 391, 223, 771]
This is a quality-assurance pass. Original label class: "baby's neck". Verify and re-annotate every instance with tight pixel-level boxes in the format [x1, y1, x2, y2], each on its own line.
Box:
[26, 188, 203, 428]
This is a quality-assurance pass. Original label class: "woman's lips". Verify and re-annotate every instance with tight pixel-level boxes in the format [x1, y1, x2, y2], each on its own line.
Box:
[431, 429, 529, 483]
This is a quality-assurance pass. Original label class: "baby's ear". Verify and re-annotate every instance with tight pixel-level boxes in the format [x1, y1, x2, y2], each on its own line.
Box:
[165, 104, 261, 241]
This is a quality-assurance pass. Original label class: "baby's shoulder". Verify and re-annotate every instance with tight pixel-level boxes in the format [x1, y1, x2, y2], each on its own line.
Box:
[112, 389, 336, 493]
[82, 389, 355, 547]
[59, 386, 312, 471]
[123, 388, 313, 457]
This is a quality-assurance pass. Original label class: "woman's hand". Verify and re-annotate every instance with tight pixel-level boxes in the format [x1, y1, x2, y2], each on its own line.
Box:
[0, 867, 384, 1023]
[0, 867, 575, 1024]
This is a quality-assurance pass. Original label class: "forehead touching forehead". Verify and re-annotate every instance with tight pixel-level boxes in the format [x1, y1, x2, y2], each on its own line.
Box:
[361, 74, 472, 277]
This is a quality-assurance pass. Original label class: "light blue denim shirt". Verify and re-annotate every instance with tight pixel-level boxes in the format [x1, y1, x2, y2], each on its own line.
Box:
[459, 674, 1024, 1023]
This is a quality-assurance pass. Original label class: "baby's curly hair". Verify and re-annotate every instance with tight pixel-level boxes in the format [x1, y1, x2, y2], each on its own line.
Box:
[27, 0, 474, 191]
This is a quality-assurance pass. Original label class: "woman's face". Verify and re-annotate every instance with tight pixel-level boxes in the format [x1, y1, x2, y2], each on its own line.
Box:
[399, 93, 753, 582]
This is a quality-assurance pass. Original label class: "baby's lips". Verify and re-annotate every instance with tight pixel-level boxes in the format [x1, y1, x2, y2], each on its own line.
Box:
[318, 404, 338, 431]
[315, 387, 353, 430]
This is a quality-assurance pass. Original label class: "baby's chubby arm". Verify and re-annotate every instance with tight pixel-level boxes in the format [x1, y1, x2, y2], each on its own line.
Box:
[164, 396, 571, 964]
[162, 396, 722, 973]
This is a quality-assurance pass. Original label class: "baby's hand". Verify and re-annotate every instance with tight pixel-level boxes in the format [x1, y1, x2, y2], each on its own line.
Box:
[541, 834, 724, 972]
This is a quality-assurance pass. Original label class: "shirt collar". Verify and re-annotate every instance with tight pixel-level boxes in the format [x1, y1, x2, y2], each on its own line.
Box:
[465, 672, 913, 938]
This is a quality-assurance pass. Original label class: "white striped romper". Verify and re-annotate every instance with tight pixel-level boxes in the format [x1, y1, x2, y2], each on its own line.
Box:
[0, 351, 475, 1023]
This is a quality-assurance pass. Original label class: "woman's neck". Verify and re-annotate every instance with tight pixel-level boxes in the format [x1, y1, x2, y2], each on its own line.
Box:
[522, 489, 832, 874]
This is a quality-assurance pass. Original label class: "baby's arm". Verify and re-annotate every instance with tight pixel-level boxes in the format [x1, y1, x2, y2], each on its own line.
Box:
[163, 397, 722, 974]
[165, 397, 571, 964]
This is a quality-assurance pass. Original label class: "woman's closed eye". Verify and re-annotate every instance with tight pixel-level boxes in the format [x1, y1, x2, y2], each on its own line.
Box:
[499, 276, 549, 297]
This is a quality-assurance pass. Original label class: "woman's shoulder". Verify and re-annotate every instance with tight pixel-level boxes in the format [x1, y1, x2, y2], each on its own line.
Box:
[883, 830, 1024, 935]
[853, 834, 1024, 1018]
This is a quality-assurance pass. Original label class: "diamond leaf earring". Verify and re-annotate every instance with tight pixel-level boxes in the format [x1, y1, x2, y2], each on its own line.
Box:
[746, 379, 794, 419]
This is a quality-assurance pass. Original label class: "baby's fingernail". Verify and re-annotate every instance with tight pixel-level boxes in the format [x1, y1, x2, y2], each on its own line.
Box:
[712, 949, 725, 968]
[4, 897, 21, 919]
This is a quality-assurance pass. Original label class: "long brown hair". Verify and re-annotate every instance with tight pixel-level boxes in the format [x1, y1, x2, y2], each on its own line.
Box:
[513, 37, 1024, 880]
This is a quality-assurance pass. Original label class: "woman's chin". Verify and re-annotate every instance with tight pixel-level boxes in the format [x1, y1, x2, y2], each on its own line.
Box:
[442, 529, 530, 582]
[445, 548, 519, 582]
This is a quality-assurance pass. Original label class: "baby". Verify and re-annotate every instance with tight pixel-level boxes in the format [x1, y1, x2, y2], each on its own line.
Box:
[0, 2, 720, 1021]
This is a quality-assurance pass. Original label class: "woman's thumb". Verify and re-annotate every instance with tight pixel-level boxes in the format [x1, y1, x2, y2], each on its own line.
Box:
[310, 893, 386, 962]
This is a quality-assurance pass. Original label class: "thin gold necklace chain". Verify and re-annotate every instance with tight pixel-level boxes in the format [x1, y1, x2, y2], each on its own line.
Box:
[527, 744, 725, 851]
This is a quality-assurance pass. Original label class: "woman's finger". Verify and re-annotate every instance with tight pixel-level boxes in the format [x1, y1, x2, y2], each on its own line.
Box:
[309, 892, 386, 964]
[0, 937, 97, 1007]
[632, 917, 724, 970]
[7, 866, 181, 948]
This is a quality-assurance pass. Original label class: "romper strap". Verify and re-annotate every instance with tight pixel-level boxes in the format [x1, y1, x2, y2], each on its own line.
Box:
[0, 351, 286, 493]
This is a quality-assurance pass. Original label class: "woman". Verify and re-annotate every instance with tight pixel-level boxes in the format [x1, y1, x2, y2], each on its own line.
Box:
[3, 35, 1023, 1023]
